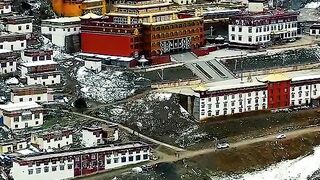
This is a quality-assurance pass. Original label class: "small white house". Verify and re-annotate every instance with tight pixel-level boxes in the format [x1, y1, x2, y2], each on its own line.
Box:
[0, 16, 33, 37]
[21, 49, 53, 63]
[310, 24, 320, 37]
[0, 1, 11, 15]
[0, 101, 43, 130]
[0, 138, 28, 153]
[0, 32, 27, 51]
[41, 17, 81, 47]
[10, 85, 49, 103]
[84, 58, 102, 72]
[20, 60, 61, 86]
[0, 49, 18, 74]
[31, 129, 73, 151]
[81, 126, 103, 147]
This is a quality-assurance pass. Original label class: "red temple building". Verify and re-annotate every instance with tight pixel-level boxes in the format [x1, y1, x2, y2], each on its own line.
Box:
[80, 0, 205, 65]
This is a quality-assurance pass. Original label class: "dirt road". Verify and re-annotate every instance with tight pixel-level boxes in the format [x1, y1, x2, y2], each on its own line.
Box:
[151, 125, 320, 164]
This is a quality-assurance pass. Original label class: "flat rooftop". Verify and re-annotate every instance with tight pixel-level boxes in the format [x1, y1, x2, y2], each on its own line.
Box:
[17, 142, 149, 161]
[21, 60, 57, 67]
[79, 53, 134, 62]
[42, 17, 81, 23]
[0, 101, 42, 112]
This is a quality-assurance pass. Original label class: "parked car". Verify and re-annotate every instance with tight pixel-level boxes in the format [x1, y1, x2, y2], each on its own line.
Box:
[217, 143, 230, 149]
[276, 134, 286, 139]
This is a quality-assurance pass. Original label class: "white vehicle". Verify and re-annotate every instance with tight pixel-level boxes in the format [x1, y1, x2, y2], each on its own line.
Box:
[276, 134, 286, 139]
[217, 143, 230, 149]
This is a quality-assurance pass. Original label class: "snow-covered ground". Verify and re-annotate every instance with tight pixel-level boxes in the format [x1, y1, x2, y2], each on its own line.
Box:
[224, 146, 320, 180]
[305, 1, 320, 8]
[77, 67, 149, 103]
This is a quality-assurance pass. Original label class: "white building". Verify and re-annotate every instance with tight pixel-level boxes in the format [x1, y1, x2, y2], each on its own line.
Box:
[309, 24, 320, 37]
[0, 138, 28, 153]
[0, 49, 18, 74]
[10, 85, 49, 103]
[188, 71, 320, 120]
[21, 49, 53, 63]
[0, 16, 33, 37]
[0, 102, 43, 130]
[84, 58, 102, 73]
[228, 10, 298, 47]
[20, 60, 61, 86]
[0, 0, 12, 15]
[82, 125, 119, 147]
[10, 142, 151, 180]
[41, 17, 81, 47]
[0, 32, 27, 51]
[31, 129, 73, 151]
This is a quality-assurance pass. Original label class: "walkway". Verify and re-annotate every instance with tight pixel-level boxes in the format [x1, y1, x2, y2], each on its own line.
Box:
[151, 125, 320, 164]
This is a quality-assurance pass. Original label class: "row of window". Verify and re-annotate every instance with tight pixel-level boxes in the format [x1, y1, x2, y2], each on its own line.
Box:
[48, 27, 79, 32]
[230, 23, 297, 33]
[0, 61, 14, 67]
[106, 154, 148, 164]
[28, 164, 73, 175]
[203, 91, 266, 102]
[203, 98, 267, 109]
[13, 121, 40, 129]
[202, 105, 266, 116]
[32, 55, 52, 61]
[17, 25, 31, 31]
[19, 96, 42, 102]
[13, 113, 41, 122]
[0, 42, 25, 50]
[292, 90, 318, 98]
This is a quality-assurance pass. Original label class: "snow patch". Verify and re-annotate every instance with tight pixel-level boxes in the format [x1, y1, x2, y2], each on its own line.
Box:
[5, 78, 19, 85]
[225, 146, 320, 180]
[305, 2, 320, 9]
[148, 93, 172, 101]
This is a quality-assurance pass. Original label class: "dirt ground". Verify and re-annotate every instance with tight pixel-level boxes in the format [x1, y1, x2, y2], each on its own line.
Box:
[188, 131, 320, 175]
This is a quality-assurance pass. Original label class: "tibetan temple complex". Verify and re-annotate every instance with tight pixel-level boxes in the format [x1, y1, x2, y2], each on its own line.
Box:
[79, 0, 205, 64]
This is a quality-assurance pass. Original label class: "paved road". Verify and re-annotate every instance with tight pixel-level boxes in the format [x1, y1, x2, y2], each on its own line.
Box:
[151, 125, 320, 164]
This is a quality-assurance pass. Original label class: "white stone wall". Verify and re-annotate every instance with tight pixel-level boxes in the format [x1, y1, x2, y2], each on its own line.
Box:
[11, 159, 74, 180]
[81, 129, 102, 147]
[2, 112, 43, 130]
[0, 5, 11, 14]
[42, 135, 73, 150]
[41, 26, 80, 47]
[310, 28, 320, 36]
[290, 83, 320, 106]
[199, 89, 268, 119]
[229, 21, 298, 45]
[0, 141, 27, 153]
[105, 149, 150, 169]
[26, 74, 61, 86]
[0, 39, 26, 51]
[0, 61, 16, 74]
[21, 53, 53, 63]
[7, 23, 33, 34]
[11, 93, 48, 103]
[84, 60, 101, 72]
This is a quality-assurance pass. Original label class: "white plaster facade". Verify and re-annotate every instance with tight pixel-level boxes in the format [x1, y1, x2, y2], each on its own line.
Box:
[105, 148, 150, 169]
[0, 140, 28, 153]
[228, 11, 298, 46]
[81, 128, 103, 147]
[0, 60, 16, 74]
[11, 159, 74, 180]
[84, 60, 101, 73]
[11, 93, 48, 103]
[41, 17, 81, 47]
[0, 3, 11, 15]
[25, 74, 61, 86]
[31, 134, 73, 151]
[0, 37, 26, 51]
[6, 22, 33, 35]
[0, 102, 43, 130]
[199, 87, 267, 120]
